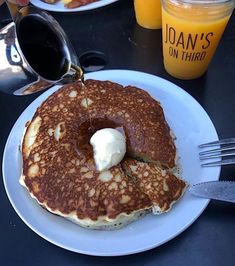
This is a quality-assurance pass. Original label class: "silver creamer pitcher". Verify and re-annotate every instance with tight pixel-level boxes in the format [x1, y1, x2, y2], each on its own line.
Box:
[0, 3, 83, 95]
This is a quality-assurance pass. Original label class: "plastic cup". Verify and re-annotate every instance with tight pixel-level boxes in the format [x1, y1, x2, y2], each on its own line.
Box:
[161, 0, 234, 79]
[134, 0, 162, 29]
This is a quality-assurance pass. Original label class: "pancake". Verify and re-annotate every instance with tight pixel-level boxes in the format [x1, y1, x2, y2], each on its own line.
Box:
[20, 79, 186, 229]
[122, 159, 186, 214]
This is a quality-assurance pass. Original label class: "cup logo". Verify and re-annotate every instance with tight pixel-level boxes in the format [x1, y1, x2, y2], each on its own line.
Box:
[164, 24, 214, 62]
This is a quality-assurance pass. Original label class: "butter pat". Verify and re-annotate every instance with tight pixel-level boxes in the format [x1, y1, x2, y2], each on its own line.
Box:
[90, 128, 126, 172]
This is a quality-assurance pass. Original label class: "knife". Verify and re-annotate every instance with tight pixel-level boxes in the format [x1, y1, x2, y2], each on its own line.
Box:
[189, 181, 235, 203]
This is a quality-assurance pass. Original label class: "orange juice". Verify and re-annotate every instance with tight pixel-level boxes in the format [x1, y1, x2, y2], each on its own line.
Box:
[161, 0, 234, 79]
[134, 0, 162, 29]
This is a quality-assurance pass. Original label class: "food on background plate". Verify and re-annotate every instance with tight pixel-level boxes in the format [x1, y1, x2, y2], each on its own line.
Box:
[41, 0, 99, 9]
[20, 79, 187, 229]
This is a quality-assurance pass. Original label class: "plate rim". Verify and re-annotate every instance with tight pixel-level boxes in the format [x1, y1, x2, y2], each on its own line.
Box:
[2, 69, 220, 256]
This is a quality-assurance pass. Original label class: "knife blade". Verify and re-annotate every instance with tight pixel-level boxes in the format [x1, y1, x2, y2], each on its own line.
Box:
[189, 181, 235, 203]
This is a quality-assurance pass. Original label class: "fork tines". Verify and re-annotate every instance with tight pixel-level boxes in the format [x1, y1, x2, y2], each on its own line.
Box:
[199, 138, 235, 166]
[199, 138, 235, 148]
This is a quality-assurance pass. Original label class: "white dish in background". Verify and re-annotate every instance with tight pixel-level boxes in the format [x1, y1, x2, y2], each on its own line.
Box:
[30, 0, 118, 12]
[2, 70, 220, 256]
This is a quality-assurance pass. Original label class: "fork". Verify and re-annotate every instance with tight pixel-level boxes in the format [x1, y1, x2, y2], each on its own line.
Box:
[199, 138, 235, 166]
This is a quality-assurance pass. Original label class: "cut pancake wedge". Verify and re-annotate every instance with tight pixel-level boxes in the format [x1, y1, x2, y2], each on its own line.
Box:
[122, 158, 187, 214]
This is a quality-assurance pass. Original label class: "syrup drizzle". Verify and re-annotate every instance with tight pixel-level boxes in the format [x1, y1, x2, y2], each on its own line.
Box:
[81, 81, 94, 132]
[72, 64, 94, 133]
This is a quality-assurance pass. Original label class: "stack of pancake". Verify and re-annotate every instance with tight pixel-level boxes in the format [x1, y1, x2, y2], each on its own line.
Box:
[20, 79, 186, 229]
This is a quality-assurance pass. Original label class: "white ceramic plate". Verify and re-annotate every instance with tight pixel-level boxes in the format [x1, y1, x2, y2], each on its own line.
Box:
[2, 70, 220, 256]
[30, 0, 118, 12]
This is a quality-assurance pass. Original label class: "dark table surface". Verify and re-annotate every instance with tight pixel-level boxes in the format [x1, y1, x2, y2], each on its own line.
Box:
[1, 0, 235, 265]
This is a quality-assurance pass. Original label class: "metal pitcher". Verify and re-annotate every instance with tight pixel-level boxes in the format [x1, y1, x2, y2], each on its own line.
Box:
[0, 3, 83, 95]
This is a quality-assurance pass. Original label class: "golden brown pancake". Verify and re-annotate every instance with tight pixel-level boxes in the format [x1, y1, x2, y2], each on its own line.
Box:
[122, 158, 186, 214]
[20, 79, 186, 229]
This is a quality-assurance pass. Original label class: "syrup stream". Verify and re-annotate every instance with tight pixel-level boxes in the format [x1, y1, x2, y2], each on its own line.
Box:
[71, 64, 94, 132]
[81, 81, 94, 132]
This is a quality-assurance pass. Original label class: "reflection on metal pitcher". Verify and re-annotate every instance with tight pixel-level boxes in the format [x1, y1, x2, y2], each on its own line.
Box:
[0, 5, 83, 96]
